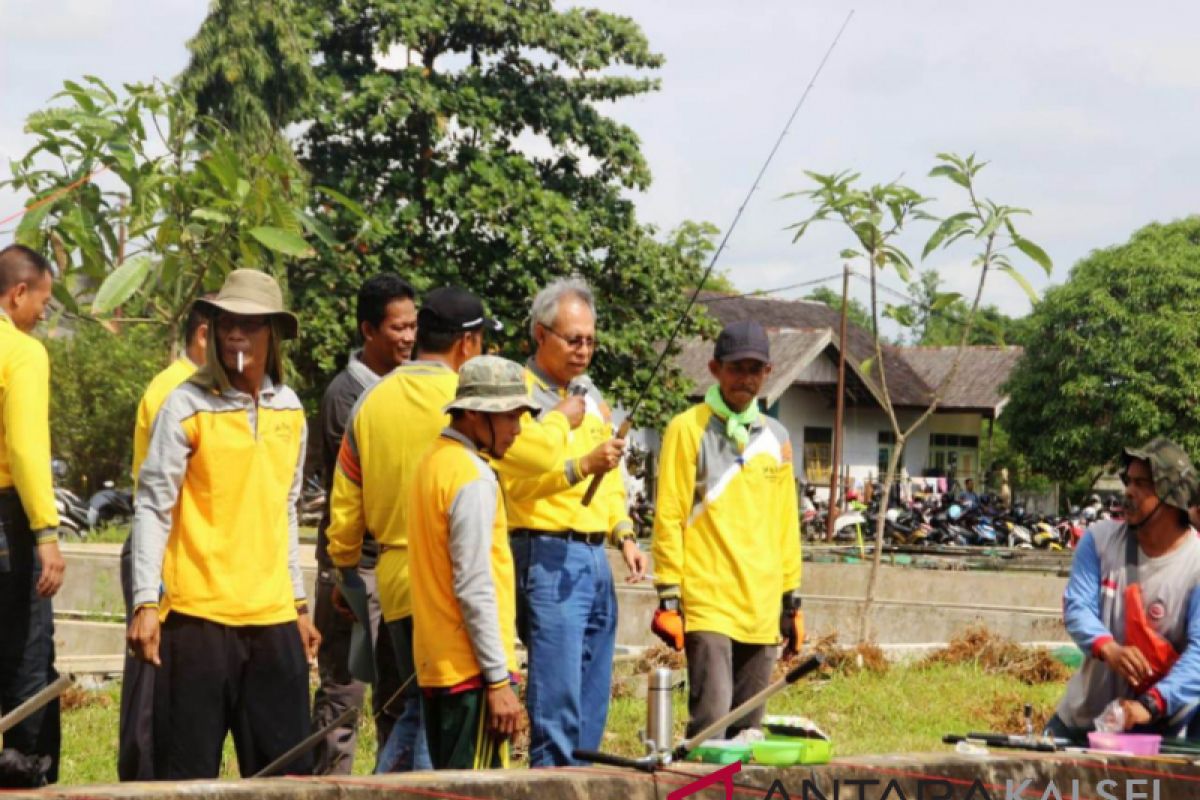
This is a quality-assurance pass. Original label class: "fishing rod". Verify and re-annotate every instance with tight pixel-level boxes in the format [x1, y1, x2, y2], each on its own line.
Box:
[581, 9, 857, 506]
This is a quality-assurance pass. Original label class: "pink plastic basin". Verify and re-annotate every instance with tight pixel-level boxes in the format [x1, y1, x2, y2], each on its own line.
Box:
[1087, 732, 1162, 755]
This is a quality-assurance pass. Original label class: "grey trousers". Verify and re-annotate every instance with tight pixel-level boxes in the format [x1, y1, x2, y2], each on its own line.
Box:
[684, 631, 776, 739]
[311, 565, 399, 775]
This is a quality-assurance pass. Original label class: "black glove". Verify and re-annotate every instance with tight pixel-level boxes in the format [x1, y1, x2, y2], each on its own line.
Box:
[779, 594, 803, 656]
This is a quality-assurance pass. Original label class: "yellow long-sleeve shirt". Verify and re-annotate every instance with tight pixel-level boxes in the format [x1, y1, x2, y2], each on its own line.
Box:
[410, 430, 516, 689]
[0, 312, 58, 536]
[498, 362, 633, 545]
[328, 359, 572, 623]
[132, 357, 197, 486]
[652, 403, 801, 644]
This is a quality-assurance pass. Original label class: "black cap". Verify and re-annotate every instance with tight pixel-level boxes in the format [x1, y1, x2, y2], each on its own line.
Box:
[418, 287, 503, 333]
[714, 320, 770, 362]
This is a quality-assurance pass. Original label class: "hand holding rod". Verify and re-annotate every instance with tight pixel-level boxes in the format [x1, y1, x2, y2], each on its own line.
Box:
[581, 418, 632, 506]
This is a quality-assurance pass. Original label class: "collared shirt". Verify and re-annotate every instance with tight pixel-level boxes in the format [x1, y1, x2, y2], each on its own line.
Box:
[653, 403, 802, 644]
[409, 428, 516, 689]
[0, 311, 58, 536]
[131, 375, 307, 625]
[132, 356, 198, 487]
[496, 359, 633, 545]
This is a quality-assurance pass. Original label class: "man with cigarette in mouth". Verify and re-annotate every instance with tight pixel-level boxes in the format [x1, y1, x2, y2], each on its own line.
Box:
[127, 269, 319, 779]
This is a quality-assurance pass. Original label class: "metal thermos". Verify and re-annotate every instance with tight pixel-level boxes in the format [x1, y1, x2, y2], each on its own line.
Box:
[645, 667, 674, 754]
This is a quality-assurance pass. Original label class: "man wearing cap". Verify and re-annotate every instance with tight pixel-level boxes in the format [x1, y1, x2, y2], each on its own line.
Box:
[0, 244, 63, 787]
[326, 287, 495, 772]
[409, 356, 536, 770]
[118, 296, 211, 782]
[311, 274, 416, 775]
[127, 269, 319, 779]
[1049, 437, 1200, 742]
[498, 276, 647, 767]
[651, 320, 802, 739]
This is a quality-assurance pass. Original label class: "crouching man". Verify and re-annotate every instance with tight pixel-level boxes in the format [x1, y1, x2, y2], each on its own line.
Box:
[408, 356, 536, 769]
[651, 320, 802, 739]
[1049, 438, 1200, 741]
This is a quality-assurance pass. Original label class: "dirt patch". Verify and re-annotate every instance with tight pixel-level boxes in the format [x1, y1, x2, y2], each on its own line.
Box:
[61, 686, 112, 711]
[921, 626, 1071, 685]
[773, 633, 889, 680]
[634, 645, 686, 673]
[971, 692, 1054, 735]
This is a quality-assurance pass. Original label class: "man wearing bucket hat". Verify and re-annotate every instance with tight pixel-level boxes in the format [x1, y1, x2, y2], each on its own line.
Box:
[409, 356, 537, 769]
[1050, 437, 1200, 743]
[652, 320, 802, 740]
[128, 269, 319, 778]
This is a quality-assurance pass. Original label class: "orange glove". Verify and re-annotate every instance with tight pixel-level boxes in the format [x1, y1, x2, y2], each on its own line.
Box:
[651, 599, 685, 651]
[780, 596, 804, 656]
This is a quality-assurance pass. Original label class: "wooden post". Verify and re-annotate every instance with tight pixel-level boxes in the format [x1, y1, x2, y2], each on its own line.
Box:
[826, 264, 850, 541]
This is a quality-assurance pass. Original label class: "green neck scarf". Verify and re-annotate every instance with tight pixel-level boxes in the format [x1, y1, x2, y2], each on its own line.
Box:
[705, 384, 759, 451]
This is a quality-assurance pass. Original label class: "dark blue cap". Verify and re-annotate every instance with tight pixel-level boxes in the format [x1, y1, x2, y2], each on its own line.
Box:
[714, 320, 770, 362]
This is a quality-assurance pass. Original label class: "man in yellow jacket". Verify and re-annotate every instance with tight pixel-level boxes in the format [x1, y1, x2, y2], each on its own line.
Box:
[409, 356, 536, 770]
[127, 270, 319, 779]
[0, 244, 63, 787]
[498, 277, 647, 767]
[651, 320, 802, 738]
[119, 298, 210, 781]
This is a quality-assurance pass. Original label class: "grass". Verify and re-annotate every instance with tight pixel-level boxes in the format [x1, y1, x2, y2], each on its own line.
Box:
[57, 657, 1067, 785]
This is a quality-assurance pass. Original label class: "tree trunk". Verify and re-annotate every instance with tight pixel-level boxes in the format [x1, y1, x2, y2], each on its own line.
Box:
[856, 438, 904, 643]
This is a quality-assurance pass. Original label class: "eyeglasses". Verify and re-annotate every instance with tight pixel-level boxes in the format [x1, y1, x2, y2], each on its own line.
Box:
[542, 325, 596, 351]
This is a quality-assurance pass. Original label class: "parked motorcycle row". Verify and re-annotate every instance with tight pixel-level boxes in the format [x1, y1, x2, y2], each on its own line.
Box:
[802, 485, 1124, 551]
[52, 459, 134, 541]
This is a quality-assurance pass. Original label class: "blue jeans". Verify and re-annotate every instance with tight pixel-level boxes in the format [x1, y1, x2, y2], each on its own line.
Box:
[376, 617, 431, 772]
[512, 533, 617, 767]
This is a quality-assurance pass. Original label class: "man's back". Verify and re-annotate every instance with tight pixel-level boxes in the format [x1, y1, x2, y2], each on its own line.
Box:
[0, 313, 56, 530]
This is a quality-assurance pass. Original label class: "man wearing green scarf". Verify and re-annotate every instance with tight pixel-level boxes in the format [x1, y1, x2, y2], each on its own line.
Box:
[651, 320, 804, 738]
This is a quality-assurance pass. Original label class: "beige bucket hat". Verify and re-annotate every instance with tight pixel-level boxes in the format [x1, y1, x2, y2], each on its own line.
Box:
[195, 269, 299, 340]
[444, 356, 538, 414]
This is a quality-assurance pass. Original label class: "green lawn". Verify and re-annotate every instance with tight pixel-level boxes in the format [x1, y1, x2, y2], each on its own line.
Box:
[58, 657, 1067, 785]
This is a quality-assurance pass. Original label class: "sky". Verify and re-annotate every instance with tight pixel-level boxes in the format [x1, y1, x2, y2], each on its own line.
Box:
[2, 0, 1198, 319]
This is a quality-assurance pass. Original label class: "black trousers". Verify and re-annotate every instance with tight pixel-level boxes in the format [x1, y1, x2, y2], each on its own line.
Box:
[152, 612, 313, 779]
[0, 492, 60, 786]
[118, 535, 154, 781]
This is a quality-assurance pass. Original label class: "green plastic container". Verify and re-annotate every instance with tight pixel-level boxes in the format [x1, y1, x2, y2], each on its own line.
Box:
[761, 733, 833, 765]
[686, 740, 754, 765]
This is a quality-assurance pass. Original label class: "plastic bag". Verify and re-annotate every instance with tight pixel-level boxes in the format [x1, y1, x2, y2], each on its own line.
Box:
[1094, 699, 1126, 733]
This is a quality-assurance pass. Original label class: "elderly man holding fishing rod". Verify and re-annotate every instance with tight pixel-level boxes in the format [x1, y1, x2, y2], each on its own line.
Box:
[651, 320, 802, 739]
[1049, 438, 1200, 743]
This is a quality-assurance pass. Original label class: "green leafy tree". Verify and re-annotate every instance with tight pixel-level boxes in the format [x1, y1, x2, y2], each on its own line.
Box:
[789, 153, 1051, 641]
[294, 0, 714, 425]
[805, 285, 873, 332]
[1003, 217, 1200, 483]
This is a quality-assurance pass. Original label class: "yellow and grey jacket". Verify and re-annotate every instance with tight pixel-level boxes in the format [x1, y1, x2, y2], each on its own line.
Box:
[132, 357, 197, 486]
[497, 361, 633, 545]
[410, 429, 516, 689]
[130, 376, 307, 626]
[653, 403, 801, 644]
[0, 311, 58, 537]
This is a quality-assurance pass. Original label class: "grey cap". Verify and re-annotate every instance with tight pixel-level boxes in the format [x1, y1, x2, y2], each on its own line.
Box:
[714, 320, 770, 362]
[445, 356, 538, 414]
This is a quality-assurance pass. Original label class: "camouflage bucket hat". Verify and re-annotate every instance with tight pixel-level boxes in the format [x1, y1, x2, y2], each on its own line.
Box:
[1121, 437, 1199, 511]
[445, 356, 538, 414]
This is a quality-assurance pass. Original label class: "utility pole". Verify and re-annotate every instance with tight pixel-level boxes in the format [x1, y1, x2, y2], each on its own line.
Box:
[826, 263, 850, 541]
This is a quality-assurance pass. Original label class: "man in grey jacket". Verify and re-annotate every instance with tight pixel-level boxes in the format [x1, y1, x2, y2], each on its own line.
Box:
[312, 274, 417, 774]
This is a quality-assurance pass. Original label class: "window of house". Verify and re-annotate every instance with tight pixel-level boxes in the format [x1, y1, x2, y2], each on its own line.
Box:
[803, 427, 833, 484]
[928, 433, 980, 483]
[878, 430, 897, 475]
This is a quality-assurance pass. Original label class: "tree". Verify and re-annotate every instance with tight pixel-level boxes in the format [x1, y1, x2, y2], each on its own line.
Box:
[294, 0, 715, 426]
[789, 154, 1051, 641]
[805, 286, 872, 332]
[908, 269, 1027, 346]
[1002, 217, 1200, 484]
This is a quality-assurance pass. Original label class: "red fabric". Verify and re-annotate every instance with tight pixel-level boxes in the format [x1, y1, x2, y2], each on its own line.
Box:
[1148, 687, 1166, 715]
[1091, 634, 1115, 658]
[1124, 583, 1180, 694]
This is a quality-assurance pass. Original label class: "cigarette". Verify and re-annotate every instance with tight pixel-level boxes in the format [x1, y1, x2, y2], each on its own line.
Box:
[237, 351, 244, 373]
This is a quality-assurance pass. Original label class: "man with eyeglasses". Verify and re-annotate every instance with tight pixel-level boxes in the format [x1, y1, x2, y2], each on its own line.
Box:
[496, 276, 648, 767]
[651, 320, 802, 740]
[1048, 437, 1200, 743]
[128, 270, 319, 778]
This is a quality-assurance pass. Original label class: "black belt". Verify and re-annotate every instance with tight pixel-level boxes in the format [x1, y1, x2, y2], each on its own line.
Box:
[511, 528, 606, 546]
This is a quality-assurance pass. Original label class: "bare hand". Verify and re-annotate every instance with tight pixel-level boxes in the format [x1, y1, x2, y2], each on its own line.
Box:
[552, 396, 585, 429]
[1119, 699, 1152, 729]
[486, 683, 523, 739]
[297, 612, 321, 664]
[1100, 641, 1154, 686]
[582, 438, 626, 477]
[621, 537, 648, 583]
[35, 539, 65, 597]
[330, 584, 355, 621]
[127, 606, 162, 666]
